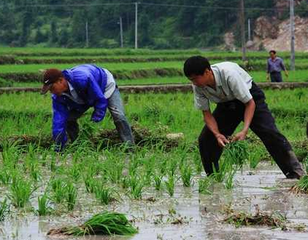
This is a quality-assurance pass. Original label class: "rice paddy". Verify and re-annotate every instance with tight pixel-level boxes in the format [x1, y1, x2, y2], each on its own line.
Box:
[0, 48, 308, 239]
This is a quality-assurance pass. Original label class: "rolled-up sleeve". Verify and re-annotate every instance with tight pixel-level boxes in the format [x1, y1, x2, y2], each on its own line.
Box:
[193, 86, 210, 111]
[227, 72, 253, 104]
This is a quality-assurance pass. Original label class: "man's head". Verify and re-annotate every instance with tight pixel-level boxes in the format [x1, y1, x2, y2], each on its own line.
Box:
[183, 56, 214, 87]
[41, 68, 68, 96]
[269, 50, 276, 59]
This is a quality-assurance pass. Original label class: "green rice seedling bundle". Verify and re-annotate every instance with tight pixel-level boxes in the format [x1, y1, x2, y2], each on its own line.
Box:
[47, 211, 138, 236]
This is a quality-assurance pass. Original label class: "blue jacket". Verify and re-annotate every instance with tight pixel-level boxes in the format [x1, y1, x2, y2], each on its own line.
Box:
[52, 64, 108, 149]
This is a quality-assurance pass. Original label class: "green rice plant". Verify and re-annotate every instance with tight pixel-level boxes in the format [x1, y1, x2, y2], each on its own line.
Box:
[48, 211, 138, 236]
[0, 198, 10, 221]
[198, 176, 214, 195]
[83, 175, 97, 193]
[224, 168, 237, 190]
[50, 178, 67, 204]
[120, 177, 130, 189]
[168, 158, 178, 176]
[129, 176, 144, 200]
[65, 182, 77, 211]
[212, 160, 229, 183]
[69, 164, 81, 182]
[165, 175, 175, 197]
[94, 182, 115, 205]
[248, 148, 263, 169]
[180, 164, 193, 187]
[0, 168, 12, 185]
[9, 176, 34, 208]
[29, 162, 41, 182]
[159, 159, 168, 175]
[37, 193, 52, 216]
[153, 174, 163, 191]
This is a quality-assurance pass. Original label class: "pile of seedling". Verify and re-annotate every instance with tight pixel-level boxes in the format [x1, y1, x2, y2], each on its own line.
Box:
[223, 208, 287, 230]
[47, 212, 138, 236]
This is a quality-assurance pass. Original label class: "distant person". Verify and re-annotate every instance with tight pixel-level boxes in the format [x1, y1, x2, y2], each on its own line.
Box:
[184, 56, 304, 179]
[41, 64, 134, 150]
[266, 50, 288, 82]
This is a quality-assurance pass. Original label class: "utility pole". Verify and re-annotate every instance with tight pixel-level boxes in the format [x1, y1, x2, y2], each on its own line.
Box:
[248, 19, 251, 41]
[240, 0, 246, 61]
[134, 2, 138, 49]
[290, 0, 295, 70]
[119, 17, 124, 48]
[85, 21, 89, 48]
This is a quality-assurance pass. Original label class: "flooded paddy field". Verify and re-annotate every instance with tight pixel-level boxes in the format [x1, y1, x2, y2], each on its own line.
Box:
[1, 159, 308, 240]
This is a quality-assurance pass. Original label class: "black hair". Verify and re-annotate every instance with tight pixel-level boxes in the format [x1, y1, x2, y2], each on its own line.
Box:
[183, 56, 211, 78]
[269, 50, 276, 54]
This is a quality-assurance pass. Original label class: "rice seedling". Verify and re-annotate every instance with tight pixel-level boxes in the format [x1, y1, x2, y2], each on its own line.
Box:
[129, 175, 145, 200]
[8, 176, 34, 208]
[47, 211, 138, 236]
[165, 175, 176, 197]
[50, 178, 67, 204]
[153, 174, 163, 191]
[0, 168, 12, 185]
[83, 175, 97, 193]
[95, 185, 115, 205]
[120, 177, 130, 189]
[0, 198, 10, 221]
[224, 141, 249, 168]
[198, 176, 214, 195]
[65, 182, 77, 211]
[212, 160, 230, 183]
[224, 168, 237, 190]
[37, 193, 52, 216]
[69, 163, 81, 182]
[29, 162, 41, 182]
[168, 158, 178, 176]
[180, 164, 193, 187]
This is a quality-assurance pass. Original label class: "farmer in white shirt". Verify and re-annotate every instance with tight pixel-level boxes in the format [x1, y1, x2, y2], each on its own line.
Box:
[184, 56, 304, 179]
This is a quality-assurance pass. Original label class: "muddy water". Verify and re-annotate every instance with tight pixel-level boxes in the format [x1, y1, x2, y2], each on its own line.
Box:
[1, 162, 308, 240]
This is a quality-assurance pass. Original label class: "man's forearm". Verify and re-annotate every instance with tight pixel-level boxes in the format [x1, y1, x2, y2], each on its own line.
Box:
[242, 99, 255, 132]
[203, 111, 220, 137]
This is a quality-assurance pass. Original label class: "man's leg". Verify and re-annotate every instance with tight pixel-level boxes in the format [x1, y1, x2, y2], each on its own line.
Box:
[199, 102, 243, 175]
[66, 110, 85, 142]
[108, 88, 134, 144]
[250, 99, 304, 178]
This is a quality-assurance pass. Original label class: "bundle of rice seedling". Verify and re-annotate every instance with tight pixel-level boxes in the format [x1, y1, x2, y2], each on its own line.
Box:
[48, 211, 138, 236]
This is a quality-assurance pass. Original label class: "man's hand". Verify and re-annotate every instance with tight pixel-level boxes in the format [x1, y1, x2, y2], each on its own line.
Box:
[215, 133, 230, 148]
[232, 130, 247, 142]
[266, 74, 270, 81]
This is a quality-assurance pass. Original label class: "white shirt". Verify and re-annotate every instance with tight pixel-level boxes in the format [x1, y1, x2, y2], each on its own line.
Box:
[193, 62, 253, 111]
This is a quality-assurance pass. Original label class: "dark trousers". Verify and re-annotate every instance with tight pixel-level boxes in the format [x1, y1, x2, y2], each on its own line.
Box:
[270, 72, 283, 82]
[66, 88, 134, 144]
[198, 82, 304, 178]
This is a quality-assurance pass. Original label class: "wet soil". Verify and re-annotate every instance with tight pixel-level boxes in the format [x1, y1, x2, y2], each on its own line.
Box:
[1, 163, 308, 240]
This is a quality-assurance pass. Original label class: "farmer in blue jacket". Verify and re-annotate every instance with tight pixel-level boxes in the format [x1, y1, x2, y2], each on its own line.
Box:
[41, 64, 134, 150]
